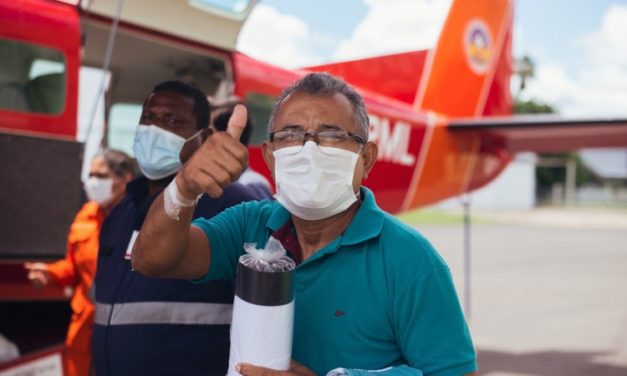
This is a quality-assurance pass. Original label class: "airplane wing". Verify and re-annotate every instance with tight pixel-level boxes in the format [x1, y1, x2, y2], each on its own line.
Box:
[80, 0, 256, 51]
[449, 116, 627, 153]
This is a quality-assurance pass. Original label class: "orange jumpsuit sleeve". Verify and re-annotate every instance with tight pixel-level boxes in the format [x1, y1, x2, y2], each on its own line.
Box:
[47, 202, 101, 288]
[47, 249, 79, 288]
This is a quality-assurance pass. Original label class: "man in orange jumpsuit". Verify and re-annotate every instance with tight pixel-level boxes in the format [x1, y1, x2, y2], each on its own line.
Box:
[24, 149, 134, 376]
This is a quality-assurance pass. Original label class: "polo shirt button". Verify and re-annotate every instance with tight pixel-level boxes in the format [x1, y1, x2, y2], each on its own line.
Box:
[295, 283, 305, 292]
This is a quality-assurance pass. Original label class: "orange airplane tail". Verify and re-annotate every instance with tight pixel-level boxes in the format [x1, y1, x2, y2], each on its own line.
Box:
[414, 0, 514, 118]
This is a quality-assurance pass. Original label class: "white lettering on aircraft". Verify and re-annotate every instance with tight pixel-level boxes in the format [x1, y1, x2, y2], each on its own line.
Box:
[368, 114, 416, 167]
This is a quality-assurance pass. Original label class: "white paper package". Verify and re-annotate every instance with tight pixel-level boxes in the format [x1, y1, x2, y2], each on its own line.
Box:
[227, 237, 296, 375]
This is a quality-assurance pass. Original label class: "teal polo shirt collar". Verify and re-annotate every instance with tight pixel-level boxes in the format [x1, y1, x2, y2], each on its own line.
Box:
[265, 186, 385, 248]
[266, 201, 291, 232]
[342, 187, 385, 245]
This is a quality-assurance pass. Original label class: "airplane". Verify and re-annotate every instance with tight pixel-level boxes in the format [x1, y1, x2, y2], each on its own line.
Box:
[2, 0, 627, 372]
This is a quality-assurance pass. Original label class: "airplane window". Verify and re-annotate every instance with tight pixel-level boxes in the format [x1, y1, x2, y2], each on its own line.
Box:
[30, 60, 65, 80]
[108, 103, 143, 157]
[0, 39, 66, 115]
[245, 92, 275, 146]
[188, 0, 253, 17]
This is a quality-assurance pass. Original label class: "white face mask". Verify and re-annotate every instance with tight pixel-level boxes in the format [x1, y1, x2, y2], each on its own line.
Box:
[132, 124, 202, 180]
[273, 141, 360, 221]
[84, 177, 114, 206]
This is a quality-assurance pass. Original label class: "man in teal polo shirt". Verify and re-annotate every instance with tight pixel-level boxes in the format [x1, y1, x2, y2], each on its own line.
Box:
[132, 73, 477, 376]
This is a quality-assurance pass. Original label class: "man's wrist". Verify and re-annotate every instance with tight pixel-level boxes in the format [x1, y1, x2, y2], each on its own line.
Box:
[174, 176, 200, 203]
[164, 178, 201, 220]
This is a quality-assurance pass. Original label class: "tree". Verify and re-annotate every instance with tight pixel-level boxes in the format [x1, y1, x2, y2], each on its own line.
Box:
[515, 55, 535, 95]
[514, 99, 555, 114]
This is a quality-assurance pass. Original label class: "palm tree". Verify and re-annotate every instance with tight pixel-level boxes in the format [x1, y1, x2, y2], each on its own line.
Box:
[515, 55, 535, 95]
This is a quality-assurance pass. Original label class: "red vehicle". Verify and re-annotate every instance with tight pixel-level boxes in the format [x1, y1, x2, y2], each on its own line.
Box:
[2, 0, 627, 371]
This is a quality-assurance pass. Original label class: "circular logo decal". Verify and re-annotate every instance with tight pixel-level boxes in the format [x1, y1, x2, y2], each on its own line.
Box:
[464, 19, 492, 75]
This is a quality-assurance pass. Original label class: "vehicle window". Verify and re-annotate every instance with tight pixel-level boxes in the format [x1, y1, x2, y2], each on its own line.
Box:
[245, 92, 275, 146]
[0, 39, 66, 114]
[108, 103, 142, 156]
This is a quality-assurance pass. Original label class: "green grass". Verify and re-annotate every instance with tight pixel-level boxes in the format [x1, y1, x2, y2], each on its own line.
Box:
[397, 209, 465, 225]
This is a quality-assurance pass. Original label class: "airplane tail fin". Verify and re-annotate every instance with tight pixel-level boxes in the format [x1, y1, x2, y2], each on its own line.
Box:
[414, 0, 514, 118]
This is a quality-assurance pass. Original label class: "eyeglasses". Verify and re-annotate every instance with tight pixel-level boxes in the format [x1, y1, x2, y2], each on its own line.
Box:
[269, 129, 367, 149]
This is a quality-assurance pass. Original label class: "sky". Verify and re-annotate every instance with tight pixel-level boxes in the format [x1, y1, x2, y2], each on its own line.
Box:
[236, 0, 627, 118]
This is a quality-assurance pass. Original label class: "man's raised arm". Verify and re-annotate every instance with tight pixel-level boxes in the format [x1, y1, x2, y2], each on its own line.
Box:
[131, 105, 248, 279]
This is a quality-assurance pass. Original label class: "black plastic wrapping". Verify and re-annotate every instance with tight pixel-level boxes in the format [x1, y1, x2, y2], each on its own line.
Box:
[235, 263, 293, 306]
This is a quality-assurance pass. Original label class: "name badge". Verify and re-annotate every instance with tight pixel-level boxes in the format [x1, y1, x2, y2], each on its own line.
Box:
[125, 230, 139, 260]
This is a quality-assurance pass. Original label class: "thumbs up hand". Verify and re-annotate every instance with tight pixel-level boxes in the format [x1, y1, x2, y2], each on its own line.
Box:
[177, 104, 249, 199]
[224, 103, 248, 140]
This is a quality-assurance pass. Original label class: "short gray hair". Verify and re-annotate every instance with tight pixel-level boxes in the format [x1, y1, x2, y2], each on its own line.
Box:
[94, 148, 136, 178]
[268, 72, 369, 139]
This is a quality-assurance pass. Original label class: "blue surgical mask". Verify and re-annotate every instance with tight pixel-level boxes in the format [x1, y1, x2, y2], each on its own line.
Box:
[132, 124, 202, 180]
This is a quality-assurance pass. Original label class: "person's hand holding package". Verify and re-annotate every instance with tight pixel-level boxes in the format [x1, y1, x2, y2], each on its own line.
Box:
[236, 363, 423, 375]
[236, 360, 315, 376]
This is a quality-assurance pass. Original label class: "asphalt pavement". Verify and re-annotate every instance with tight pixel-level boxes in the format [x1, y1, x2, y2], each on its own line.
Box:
[411, 207, 627, 376]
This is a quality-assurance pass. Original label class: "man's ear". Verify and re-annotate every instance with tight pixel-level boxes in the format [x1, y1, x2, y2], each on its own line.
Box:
[361, 142, 378, 180]
[261, 141, 275, 181]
